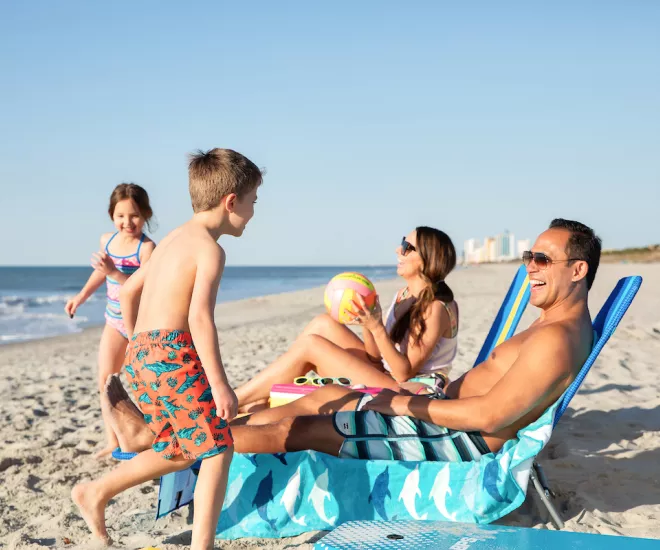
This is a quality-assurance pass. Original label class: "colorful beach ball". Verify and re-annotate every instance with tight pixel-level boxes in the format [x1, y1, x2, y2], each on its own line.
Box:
[324, 272, 377, 324]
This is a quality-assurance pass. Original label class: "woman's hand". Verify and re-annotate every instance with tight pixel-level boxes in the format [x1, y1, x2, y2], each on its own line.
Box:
[91, 251, 117, 277]
[348, 293, 383, 331]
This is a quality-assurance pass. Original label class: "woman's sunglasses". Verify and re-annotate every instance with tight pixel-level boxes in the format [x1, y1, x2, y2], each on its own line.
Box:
[522, 251, 581, 270]
[294, 376, 352, 387]
[401, 237, 416, 256]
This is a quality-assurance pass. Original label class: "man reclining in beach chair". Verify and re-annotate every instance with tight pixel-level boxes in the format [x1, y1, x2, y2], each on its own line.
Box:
[108, 218, 599, 462]
[224, 219, 601, 461]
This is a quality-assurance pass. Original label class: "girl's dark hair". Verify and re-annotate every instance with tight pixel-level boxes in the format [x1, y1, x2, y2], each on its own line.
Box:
[108, 183, 155, 231]
[390, 226, 457, 347]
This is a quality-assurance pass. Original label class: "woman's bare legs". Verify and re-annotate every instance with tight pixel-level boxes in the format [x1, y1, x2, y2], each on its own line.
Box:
[235, 330, 398, 407]
[236, 314, 375, 410]
[232, 385, 363, 426]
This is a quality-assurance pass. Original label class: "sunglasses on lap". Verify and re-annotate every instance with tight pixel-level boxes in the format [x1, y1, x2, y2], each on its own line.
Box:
[293, 376, 352, 387]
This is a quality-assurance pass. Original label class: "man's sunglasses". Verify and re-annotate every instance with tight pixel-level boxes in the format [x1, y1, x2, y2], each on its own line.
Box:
[401, 237, 416, 256]
[522, 251, 581, 270]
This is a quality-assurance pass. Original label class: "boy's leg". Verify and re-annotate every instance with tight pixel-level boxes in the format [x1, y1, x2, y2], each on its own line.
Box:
[191, 448, 234, 550]
[72, 449, 194, 544]
[96, 325, 128, 459]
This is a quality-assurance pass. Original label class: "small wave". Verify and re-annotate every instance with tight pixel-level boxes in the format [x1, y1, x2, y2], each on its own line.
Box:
[0, 293, 99, 315]
[0, 312, 89, 343]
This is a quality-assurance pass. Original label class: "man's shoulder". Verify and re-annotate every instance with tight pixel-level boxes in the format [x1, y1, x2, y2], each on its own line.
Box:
[526, 320, 574, 343]
[521, 317, 587, 367]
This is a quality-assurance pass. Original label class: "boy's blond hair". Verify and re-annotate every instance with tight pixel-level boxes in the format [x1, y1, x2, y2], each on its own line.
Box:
[188, 148, 263, 213]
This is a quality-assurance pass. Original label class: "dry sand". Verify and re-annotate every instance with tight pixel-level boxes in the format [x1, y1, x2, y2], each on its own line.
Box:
[0, 264, 658, 549]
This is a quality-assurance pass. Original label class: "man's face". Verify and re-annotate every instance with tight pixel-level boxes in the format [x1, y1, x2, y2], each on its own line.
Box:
[526, 228, 586, 309]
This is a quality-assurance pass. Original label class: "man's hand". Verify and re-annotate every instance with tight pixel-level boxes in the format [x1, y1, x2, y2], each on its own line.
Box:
[362, 389, 411, 416]
[212, 382, 238, 422]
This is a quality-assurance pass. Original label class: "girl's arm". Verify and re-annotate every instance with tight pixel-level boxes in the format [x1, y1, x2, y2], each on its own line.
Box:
[92, 238, 156, 284]
[64, 269, 106, 317]
[64, 234, 113, 317]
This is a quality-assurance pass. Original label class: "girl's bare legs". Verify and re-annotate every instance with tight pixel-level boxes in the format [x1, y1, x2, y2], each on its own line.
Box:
[235, 331, 399, 407]
[95, 324, 128, 459]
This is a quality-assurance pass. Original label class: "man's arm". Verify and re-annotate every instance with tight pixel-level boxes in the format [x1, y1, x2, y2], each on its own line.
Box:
[119, 263, 149, 339]
[365, 326, 575, 433]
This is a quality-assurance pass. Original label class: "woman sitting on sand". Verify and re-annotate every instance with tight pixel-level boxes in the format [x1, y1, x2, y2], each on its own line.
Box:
[235, 226, 459, 411]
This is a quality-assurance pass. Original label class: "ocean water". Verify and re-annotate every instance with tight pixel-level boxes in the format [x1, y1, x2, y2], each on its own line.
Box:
[0, 265, 396, 344]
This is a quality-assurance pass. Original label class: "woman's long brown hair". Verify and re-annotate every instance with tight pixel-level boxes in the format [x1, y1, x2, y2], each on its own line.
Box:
[390, 226, 456, 347]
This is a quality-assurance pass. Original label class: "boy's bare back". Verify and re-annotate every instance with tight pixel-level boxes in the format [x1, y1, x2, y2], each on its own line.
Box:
[133, 222, 225, 335]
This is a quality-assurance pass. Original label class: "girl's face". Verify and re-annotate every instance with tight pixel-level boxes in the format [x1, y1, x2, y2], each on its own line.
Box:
[112, 198, 145, 236]
[396, 230, 423, 279]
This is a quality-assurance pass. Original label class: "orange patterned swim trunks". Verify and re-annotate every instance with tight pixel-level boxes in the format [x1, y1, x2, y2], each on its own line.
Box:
[124, 329, 234, 460]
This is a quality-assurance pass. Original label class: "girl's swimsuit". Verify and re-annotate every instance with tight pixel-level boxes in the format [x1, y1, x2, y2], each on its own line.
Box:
[104, 232, 145, 337]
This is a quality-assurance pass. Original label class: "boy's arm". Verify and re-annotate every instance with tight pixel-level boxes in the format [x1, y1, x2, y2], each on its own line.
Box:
[364, 325, 574, 433]
[119, 263, 149, 339]
[188, 244, 237, 420]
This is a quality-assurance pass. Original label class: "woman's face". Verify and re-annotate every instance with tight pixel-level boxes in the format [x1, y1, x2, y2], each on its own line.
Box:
[396, 230, 423, 279]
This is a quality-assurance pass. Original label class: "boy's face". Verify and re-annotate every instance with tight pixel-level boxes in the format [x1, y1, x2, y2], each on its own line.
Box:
[227, 186, 259, 236]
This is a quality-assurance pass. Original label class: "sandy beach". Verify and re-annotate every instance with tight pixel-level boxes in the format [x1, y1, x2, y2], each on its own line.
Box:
[0, 263, 658, 549]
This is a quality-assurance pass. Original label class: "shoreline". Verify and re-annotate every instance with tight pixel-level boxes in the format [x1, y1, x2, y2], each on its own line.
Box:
[0, 277, 402, 350]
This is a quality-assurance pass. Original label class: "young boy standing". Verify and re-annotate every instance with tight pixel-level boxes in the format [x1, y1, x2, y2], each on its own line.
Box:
[72, 148, 263, 549]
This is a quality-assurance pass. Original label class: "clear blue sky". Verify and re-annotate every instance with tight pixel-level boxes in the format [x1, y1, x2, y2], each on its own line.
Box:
[1, 1, 658, 266]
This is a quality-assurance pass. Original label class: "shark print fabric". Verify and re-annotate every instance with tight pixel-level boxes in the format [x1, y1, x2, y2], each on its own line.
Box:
[126, 330, 233, 460]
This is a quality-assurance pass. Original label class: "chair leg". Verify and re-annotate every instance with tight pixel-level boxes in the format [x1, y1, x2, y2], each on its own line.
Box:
[530, 462, 565, 529]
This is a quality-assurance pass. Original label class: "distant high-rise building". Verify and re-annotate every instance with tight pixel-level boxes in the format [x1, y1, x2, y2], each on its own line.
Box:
[464, 238, 480, 264]
[517, 239, 531, 258]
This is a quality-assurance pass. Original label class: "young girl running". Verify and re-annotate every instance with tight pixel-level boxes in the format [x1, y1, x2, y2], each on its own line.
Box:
[65, 183, 156, 458]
